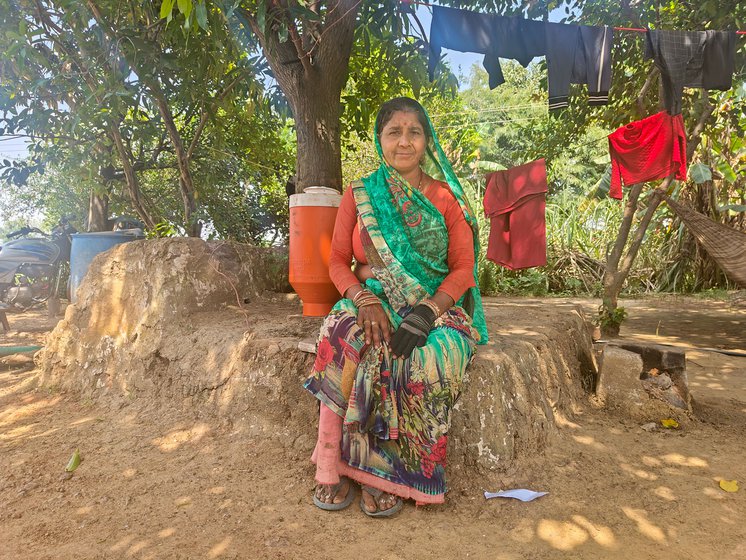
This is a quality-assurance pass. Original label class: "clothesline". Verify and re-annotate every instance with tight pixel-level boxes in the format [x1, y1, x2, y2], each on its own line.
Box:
[400, 0, 746, 35]
[436, 115, 546, 128]
[431, 104, 546, 117]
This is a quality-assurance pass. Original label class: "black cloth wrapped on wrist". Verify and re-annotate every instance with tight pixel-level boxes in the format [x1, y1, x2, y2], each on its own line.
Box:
[390, 304, 437, 359]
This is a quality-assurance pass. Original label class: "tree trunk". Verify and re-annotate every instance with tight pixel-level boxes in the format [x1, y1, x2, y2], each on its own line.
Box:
[148, 84, 201, 237]
[600, 91, 715, 335]
[287, 77, 345, 192]
[109, 126, 158, 230]
[246, 0, 359, 194]
[600, 181, 667, 337]
[87, 189, 110, 232]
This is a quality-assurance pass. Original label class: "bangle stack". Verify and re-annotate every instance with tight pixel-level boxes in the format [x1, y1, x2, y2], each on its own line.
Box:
[352, 288, 380, 308]
[420, 299, 441, 318]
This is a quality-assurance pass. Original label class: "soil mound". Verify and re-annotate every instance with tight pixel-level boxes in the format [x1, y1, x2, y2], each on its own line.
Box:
[38, 238, 597, 490]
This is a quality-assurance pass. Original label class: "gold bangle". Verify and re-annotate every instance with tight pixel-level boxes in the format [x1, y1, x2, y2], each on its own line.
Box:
[352, 288, 371, 305]
[353, 289, 380, 308]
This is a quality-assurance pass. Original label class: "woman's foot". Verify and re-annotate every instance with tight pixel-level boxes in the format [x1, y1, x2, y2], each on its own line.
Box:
[313, 477, 354, 510]
[360, 486, 403, 517]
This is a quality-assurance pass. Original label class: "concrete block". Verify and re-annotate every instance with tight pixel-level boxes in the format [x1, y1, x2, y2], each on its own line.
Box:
[610, 341, 690, 411]
[596, 345, 645, 407]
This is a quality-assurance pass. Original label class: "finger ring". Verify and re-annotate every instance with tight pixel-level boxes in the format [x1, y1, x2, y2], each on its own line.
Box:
[364, 320, 371, 324]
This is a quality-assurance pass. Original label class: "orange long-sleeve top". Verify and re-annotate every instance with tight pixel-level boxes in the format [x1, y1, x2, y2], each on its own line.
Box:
[329, 180, 476, 303]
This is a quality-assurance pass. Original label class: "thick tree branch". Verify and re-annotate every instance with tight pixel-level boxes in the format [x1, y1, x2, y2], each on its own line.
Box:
[109, 125, 158, 229]
[312, 0, 361, 66]
[187, 73, 242, 159]
[147, 82, 200, 234]
[618, 177, 672, 278]
[241, 8, 297, 67]
[606, 182, 643, 273]
[637, 67, 659, 118]
[187, 107, 209, 160]
[278, 1, 314, 75]
[687, 93, 715, 162]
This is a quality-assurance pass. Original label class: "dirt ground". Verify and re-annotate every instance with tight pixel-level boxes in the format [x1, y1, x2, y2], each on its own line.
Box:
[1, 295, 745, 560]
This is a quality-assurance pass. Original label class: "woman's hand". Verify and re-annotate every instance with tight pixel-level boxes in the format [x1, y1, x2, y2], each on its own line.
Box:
[346, 284, 391, 348]
[357, 303, 392, 348]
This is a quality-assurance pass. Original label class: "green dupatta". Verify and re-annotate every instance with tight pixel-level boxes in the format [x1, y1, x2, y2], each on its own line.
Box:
[352, 101, 488, 344]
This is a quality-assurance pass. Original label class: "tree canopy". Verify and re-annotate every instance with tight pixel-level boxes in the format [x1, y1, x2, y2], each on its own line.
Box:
[0, 0, 293, 237]
[1, 0, 745, 303]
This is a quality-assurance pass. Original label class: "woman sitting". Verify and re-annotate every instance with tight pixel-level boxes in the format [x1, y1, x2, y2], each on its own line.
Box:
[303, 97, 488, 517]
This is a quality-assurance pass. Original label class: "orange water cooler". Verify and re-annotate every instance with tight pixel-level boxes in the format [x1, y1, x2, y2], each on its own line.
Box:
[289, 186, 342, 316]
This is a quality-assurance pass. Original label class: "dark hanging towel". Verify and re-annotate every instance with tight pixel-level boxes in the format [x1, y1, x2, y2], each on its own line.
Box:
[428, 5, 545, 89]
[546, 23, 614, 110]
[644, 30, 737, 115]
[483, 159, 548, 270]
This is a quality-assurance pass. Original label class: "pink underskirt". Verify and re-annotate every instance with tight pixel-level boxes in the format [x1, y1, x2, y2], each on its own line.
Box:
[312, 403, 444, 506]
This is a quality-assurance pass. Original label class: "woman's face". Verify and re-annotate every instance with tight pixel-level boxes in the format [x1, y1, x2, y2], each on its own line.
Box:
[379, 110, 427, 176]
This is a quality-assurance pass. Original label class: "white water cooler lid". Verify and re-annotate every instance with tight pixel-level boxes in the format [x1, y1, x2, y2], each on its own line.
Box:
[289, 186, 342, 208]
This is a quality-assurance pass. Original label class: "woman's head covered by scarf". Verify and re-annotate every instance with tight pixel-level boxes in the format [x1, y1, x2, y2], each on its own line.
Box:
[374, 97, 437, 173]
[371, 97, 476, 231]
[372, 97, 459, 192]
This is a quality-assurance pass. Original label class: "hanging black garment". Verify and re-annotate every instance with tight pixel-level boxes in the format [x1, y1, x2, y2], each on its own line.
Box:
[546, 23, 614, 110]
[428, 6, 613, 110]
[702, 31, 737, 90]
[428, 5, 545, 89]
[644, 30, 737, 115]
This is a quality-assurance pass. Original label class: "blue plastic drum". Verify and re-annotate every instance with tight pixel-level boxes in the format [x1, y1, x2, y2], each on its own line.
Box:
[69, 232, 144, 303]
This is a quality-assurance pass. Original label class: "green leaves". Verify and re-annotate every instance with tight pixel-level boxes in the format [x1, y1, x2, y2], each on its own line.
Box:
[716, 160, 738, 183]
[475, 161, 506, 172]
[0, 0, 283, 238]
[177, 0, 192, 19]
[277, 22, 289, 43]
[161, 0, 202, 29]
[65, 448, 82, 472]
[689, 162, 712, 184]
[256, 1, 267, 33]
[253, 0, 289, 43]
[592, 165, 612, 197]
[160, 0, 175, 21]
[719, 204, 746, 214]
[287, 3, 321, 23]
[195, 2, 209, 30]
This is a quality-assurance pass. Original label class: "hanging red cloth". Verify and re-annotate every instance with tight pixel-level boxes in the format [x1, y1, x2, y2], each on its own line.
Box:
[484, 158, 548, 270]
[607, 111, 687, 199]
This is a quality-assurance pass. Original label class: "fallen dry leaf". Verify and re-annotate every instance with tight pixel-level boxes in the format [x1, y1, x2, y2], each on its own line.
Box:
[719, 480, 739, 493]
[65, 448, 82, 472]
[660, 418, 679, 429]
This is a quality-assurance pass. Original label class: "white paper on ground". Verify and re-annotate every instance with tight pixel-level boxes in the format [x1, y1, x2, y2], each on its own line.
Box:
[484, 489, 548, 502]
